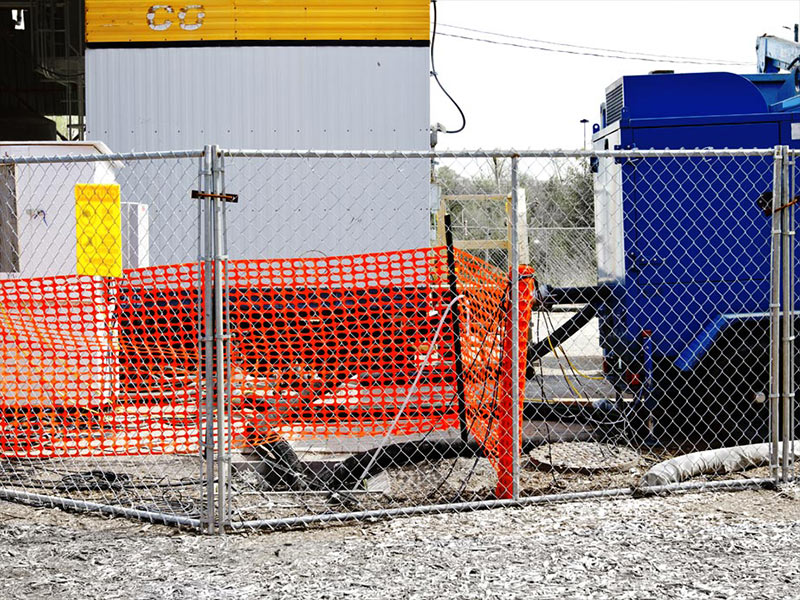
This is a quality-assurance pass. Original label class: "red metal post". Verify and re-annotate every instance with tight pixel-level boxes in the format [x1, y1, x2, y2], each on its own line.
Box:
[496, 265, 536, 499]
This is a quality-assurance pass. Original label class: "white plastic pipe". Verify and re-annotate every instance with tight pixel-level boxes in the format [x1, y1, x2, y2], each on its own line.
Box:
[640, 442, 800, 487]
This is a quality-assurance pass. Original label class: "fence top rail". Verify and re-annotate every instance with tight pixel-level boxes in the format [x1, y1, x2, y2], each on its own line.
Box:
[0, 149, 204, 165]
[221, 147, 777, 159]
[0, 147, 782, 165]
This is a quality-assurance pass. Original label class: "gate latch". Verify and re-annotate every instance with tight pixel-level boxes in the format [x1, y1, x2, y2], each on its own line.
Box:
[191, 190, 238, 203]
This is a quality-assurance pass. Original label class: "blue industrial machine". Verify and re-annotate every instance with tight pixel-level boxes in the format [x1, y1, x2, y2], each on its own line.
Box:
[532, 36, 800, 446]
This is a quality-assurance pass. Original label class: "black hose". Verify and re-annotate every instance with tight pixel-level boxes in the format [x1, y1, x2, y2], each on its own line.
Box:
[444, 213, 469, 444]
[317, 434, 580, 492]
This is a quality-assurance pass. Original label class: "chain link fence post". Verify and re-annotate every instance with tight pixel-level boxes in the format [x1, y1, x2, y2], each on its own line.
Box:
[780, 145, 794, 483]
[770, 145, 784, 483]
[790, 149, 797, 483]
[200, 145, 217, 533]
[510, 155, 521, 501]
[211, 145, 233, 532]
[198, 144, 233, 534]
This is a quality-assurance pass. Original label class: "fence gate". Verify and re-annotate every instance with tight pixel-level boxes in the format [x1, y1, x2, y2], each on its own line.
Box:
[0, 148, 211, 529]
[771, 146, 796, 484]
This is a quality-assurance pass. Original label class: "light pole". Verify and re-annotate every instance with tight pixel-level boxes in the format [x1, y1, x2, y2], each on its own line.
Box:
[580, 118, 590, 150]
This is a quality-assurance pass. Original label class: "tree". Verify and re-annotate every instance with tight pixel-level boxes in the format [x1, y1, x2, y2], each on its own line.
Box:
[435, 157, 597, 286]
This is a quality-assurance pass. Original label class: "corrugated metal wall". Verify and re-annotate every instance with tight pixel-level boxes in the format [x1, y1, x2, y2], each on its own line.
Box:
[85, 46, 431, 261]
[86, 46, 428, 150]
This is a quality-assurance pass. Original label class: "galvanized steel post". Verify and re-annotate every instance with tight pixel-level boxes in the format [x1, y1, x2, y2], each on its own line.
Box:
[770, 146, 784, 482]
[210, 145, 231, 530]
[781, 145, 795, 482]
[510, 156, 521, 500]
[791, 153, 797, 481]
[218, 150, 234, 527]
[201, 145, 216, 533]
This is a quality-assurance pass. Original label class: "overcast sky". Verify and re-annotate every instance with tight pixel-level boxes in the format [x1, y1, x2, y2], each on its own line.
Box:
[430, 0, 800, 149]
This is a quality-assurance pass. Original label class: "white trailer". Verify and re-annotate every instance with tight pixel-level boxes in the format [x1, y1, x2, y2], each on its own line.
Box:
[0, 142, 147, 412]
[83, 1, 432, 263]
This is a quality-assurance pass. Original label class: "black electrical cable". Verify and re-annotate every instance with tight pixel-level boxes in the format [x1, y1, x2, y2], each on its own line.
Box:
[332, 275, 533, 498]
[437, 23, 749, 66]
[539, 312, 620, 464]
[540, 309, 627, 433]
[246, 279, 509, 499]
[538, 309, 634, 447]
[437, 31, 751, 67]
[431, 0, 466, 134]
[451, 331, 505, 502]
[332, 281, 512, 494]
[428, 287, 507, 500]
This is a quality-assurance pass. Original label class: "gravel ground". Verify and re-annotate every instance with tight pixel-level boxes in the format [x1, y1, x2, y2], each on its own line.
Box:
[1, 486, 799, 599]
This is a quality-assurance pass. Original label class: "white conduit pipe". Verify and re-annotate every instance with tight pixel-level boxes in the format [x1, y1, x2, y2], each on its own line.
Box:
[640, 441, 800, 487]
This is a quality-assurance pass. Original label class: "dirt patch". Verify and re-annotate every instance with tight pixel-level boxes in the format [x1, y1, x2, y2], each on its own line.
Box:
[528, 441, 643, 474]
[0, 486, 799, 599]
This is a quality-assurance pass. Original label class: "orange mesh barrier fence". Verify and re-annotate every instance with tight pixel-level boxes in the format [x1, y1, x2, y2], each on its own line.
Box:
[0, 264, 202, 458]
[0, 274, 116, 457]
[115, 263, 203, 455]
[455, 256, 537, 499]
[226, 248, 459, 444]
[0, 247, 535, 488]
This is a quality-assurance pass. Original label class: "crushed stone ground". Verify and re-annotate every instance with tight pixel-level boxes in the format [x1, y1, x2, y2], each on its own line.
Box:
[0, 486, 799, 599]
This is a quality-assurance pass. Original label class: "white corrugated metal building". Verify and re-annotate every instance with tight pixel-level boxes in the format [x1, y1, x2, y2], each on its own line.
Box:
[84, 1, 432, 262]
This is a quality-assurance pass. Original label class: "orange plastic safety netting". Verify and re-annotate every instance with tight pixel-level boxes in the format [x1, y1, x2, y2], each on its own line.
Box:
[0, 264, 202, 458]
[456, 256, 537, 498]
[226, 248, 460, 444]
[0, 248, 535, 488]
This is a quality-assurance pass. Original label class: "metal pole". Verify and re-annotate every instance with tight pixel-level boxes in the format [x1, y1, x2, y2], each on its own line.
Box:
[782, 145, 793, 483]
[443, 213, 469, 445]
[219, 151, 234, 527]
[195, 154, 208, 533]
[0, 488, 202, 529]
[770, 145, 783, 483]
[201, 145, 216, 533]
[510, 156, 521, 501]
[211, 145, 229, 531]
[783, 146, 796, 482]
[792, 154, 797, 481]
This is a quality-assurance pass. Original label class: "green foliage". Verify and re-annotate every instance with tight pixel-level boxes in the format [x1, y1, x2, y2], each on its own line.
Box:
[435, 157, 597, 286]
[523, 159, 594, 228]
[436, 158, 594, 228]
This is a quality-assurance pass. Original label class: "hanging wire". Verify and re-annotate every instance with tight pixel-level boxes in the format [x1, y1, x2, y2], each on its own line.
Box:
[437, 23, 749, 66]
[431, 0, 466, 134]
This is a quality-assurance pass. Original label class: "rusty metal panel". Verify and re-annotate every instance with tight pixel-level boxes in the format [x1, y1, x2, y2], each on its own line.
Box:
[85, 0, 430, 44]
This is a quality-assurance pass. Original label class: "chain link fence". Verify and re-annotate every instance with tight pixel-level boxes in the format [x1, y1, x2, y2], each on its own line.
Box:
[0, 146, 795, 533]
[0, 149, 207, 529]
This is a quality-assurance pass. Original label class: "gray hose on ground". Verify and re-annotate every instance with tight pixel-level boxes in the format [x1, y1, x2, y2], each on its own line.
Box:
[640, 441, 800, 487]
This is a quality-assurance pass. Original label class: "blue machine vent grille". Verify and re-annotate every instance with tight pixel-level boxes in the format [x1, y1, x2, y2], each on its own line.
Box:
[605, 83, 624, 124]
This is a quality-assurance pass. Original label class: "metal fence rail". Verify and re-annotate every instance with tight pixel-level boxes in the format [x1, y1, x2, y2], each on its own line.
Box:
[0, 146, 795, 533]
